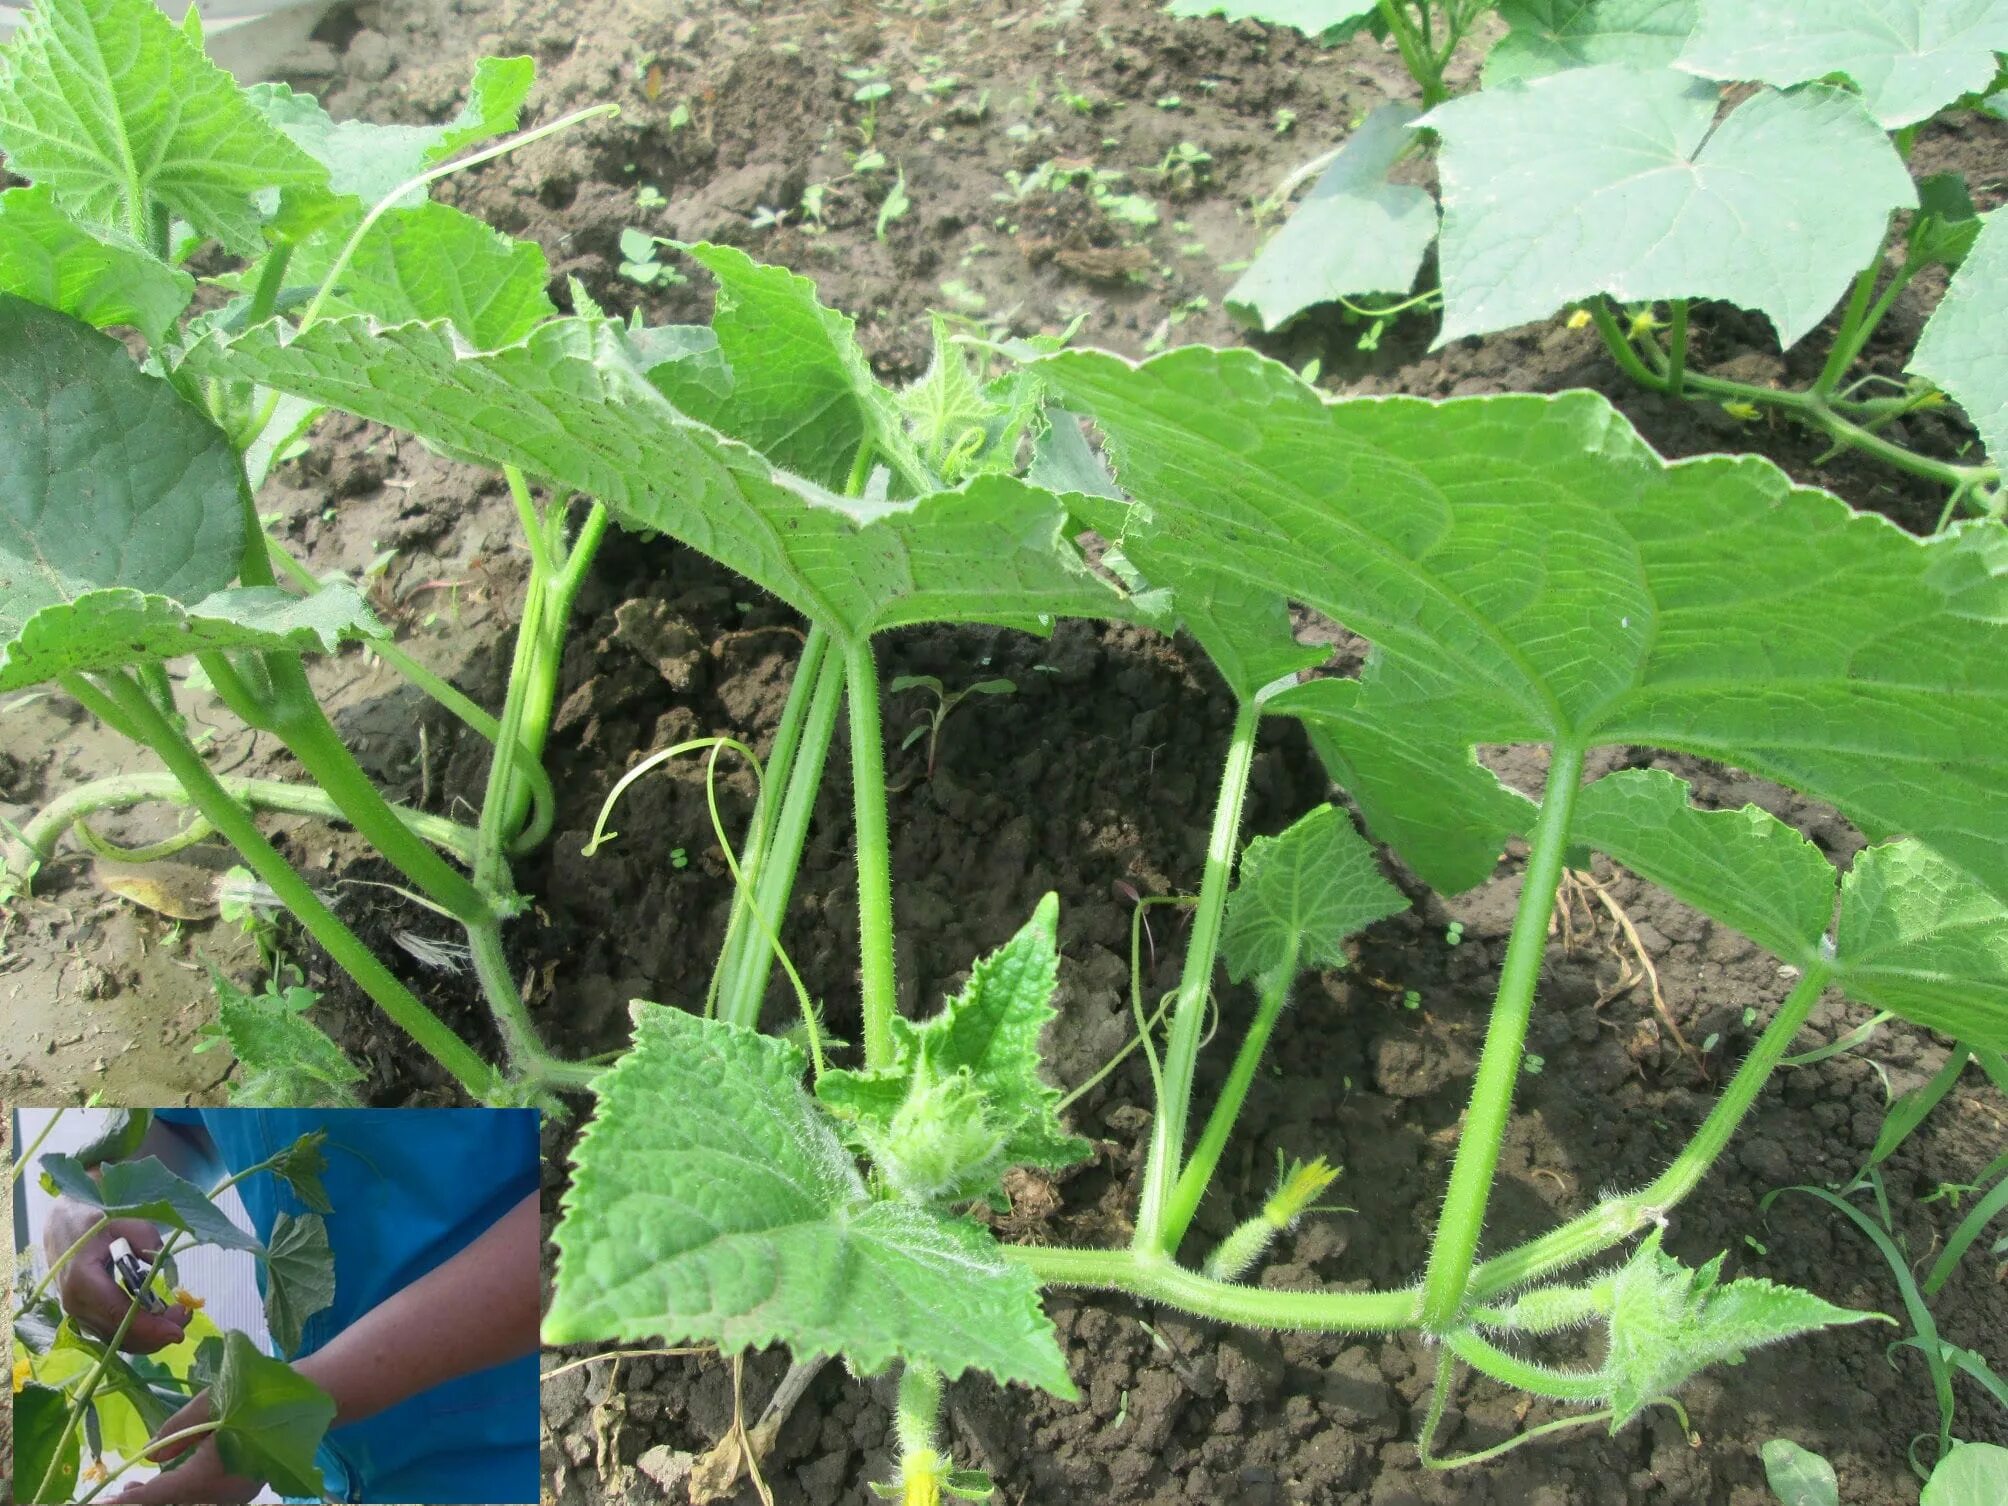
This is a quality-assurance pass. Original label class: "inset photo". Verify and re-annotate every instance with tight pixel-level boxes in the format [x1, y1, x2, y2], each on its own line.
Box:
[8, 1106, 539, 1505]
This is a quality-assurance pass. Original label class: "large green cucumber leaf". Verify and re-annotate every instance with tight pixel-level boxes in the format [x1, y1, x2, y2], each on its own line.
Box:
[1485, 0, 1699, 86]
[1833, 840, 2008, 1048]
[1226, 104, 1435, 332]
[1911, 207, 2007, 464]
[1423, 67, 1914, 348]
[14, 1383, 80, 1504]
[246, 55, 535, 211]
[40, 1153, 263, 1252]
[543, 1006, 1076, 1397]
[1678, 0, 2008, 128]
[649, 242, 932, 493]
[210, 1331, 334, 1497]
[262, 1212, 335, 1358]
[0, 184, 193, 342]
[0, 0, 323, 253]
[1222, 803, 1407, 984]
[194, 315, 1128, 643]
[816, 894, 1091, 1204]
[1162, 0, 1376, 38]
[1038, 345, 2008, 910]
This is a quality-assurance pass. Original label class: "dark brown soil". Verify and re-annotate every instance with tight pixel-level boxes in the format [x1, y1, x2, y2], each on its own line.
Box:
[5, 1, 2005, 1504]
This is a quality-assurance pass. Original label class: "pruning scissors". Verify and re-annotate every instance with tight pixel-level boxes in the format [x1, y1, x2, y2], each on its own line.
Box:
[108, 1236, 168, 1315]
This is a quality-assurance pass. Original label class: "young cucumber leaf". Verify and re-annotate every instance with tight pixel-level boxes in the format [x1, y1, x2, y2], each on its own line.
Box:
[0, 184, 194, 342]
[1910, 207, 2007, 464]
[1037, 345, 2008, 910]
[816, 893, 1091, 1203]
[1678, 0, 2008, 129]
[195, 315, 1128, 643]
[1831, 840, 2008, 1049]
[1225, 103, 1434, 333]
[1601, 1231, 1878, 1429]
[0, 297, 378, 692]
[267, 1130, 334, 1215]
[1221, 804, 1406, 985]
[1484, 0, 1700, 87]
[1423, 67, 1914, 348]
[263, 1212, 335, 1358]
[39, 1153, 263, 1252]
[0, 0, 323, 253]
[1161, 0, 1377, 40]
[14, 1383, 80, 1504]
[649, 242, 932, 493]
[210, 1330, 335, 1496]
[543, 1006, 1076, 1398]
[198, 977, 365, 1109]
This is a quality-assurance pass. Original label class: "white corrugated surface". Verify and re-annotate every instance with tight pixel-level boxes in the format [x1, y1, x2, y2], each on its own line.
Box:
[0, 1, 333, 80]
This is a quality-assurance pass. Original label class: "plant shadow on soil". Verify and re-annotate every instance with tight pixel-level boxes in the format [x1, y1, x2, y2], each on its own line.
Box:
[4, 0, 2006, 1502]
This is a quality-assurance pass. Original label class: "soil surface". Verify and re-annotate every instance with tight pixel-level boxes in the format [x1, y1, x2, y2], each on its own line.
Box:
[4, 1, 2005, 1504]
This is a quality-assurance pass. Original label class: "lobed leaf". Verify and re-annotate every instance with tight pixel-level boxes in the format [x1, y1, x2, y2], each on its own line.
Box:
[1602, 1232, 1876, 1428]
[1910, 207, 2007, 464]
[41, 1153, 263, 1252]
[1678, 0, 2008, 128]
[1485, 0, 1699, 86]
[203, 978, 364, 1109]
[267, 1129, 334, 1215]
[1832, 840, 2008, 1050]
[210, 1330, 335, 1497]
[1037, 345, 2008, 910]
[1222, 803, 1407, 984]
[1225, 103, 1435, 332]
[192, 314, 1129, 643]
[263, 1212, 335, 1358]
[0, 184, 193, 342]
[0, 0, 323, 253]
[544, 1006, 1076, 1396]
[14, 1382, 80, 1504]
[1424, 67, 1914, 348]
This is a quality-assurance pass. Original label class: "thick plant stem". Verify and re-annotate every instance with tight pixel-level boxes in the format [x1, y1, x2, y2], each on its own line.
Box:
[1012, 1245, 1421, 1331]
[1133, 697, 1262, 1256]
[464, 921, 601, 1091]
[72, 671, 497, 1100]
[1161, 954, 1297, 1252]
[895, 1363, 945, 1465]
[1446, 1329, 1606, 1403]
[1419, 741, 1585, 1330]
[714, 636, 846, 1030]
[10, 1107, 64, 1187]
[846, 635, 899, 1068]
[1467, 963, 1830, 1300]
[1664, 299, 1689, 394]
[1813, 258, 1884, 399]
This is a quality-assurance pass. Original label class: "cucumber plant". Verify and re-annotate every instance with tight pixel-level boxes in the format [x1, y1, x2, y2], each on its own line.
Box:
[1210, 0, 2006, 520]
[11, 1110, 337, 1504]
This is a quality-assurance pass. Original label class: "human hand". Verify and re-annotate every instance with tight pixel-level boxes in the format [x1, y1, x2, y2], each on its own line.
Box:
[104, 1393, 260, 1505]
[44, 1198, 192, 1355]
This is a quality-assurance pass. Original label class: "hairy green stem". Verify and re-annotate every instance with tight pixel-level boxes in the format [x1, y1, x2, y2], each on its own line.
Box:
[1446, 1329, 1607, 1403]
[71, 671, 497, 1100]
[1664, 299, 1689, 394]
[1011, 1246, 1421, 1331]
[1420, 741, 1585, 1330]
[846, 635, 898, 1068]
[243, 241, 295, 329]
[895, 1363, 945, 1464]
[1161, 952, 1297, 1252]
[10, 1106, 65, 1187]
[1133, 697, 1262, 1256]
[464, 921, 601, 1092]
[23, 1214, 112, 1316]
[1468, 963, 1830, 1300]
[714, 633, 846, 1030]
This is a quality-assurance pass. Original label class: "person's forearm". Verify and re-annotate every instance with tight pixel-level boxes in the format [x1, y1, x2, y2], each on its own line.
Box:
[294, 1191, 540, 1428]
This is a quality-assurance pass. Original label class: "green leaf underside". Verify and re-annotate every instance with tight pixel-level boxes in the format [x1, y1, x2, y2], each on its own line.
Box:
[651, 242, 931, 493]
[1572, 769, 1837, 965]
[195, 315, 1128, 642]
[268, 1130, 334, 1215]
[1911, 208, 2008, 464]
[1678, 0, 2008, 128]
[75, 1107, 153, 1168]
[1226, 103, 1434, 332]
[211, 1330, 334, 1497]
[0, 184, 194, 342]
[1922, 1444, 2008, 1506]
[817, 894, 1092, 1202]
[0, 0, 323, 253]
[1423, 68, 1914, 348]
[263, 1212, 335, 1358]
[15, 1383, 80, 1504]
[209, 981, 364, 1108]
[1602, 1232, 1874, 1428]
[247, 55, 534, 211]
[41, 1153, 263, 1252]
[1222, 804, 1407, 983]
[1162, 0, 1377, 39]
[1834, 841, 2008, 1050]
[1037, 345, 2008, 910]
[543, 1007, 1076, 1398]
[1485, 0, 1699, 86]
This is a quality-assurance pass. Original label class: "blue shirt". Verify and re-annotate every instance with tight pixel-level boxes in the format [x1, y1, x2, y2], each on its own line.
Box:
[155, 1109, 538, 1504]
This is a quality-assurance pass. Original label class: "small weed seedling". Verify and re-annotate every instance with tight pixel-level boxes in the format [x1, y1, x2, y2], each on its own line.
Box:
[889, 674, 1018, 779]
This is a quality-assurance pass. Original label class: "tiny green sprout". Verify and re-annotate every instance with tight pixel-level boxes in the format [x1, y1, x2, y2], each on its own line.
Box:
[748, 205, 788, 231]
[670, 848, 688, 870]
[852, 147, 889, 174]
[1702, 1032, 1721, 1053]
[1402, 989, 1421, 1010]
[1745, 1235, 1768, 1256]
[634, 184, 667, 210]
[854, 80, 893, 104]
[616, 227, 685, 287]
[667, 102, 692, 131]
[1273, 107, 1297, 135]
[1522, 1052, 1546, 1075]
[1444, 921, 1465, 946]
[877, 169, 912, 241]
[892, 674, 1017, 778]
[1743, 1006, 1759, 1028]
[1155, 94, 1183, 110]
